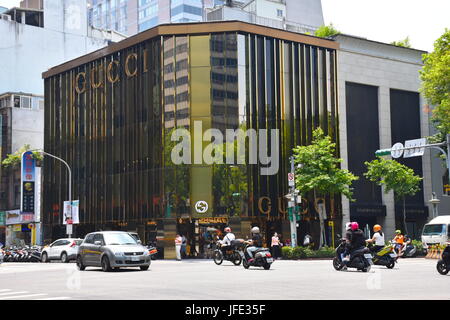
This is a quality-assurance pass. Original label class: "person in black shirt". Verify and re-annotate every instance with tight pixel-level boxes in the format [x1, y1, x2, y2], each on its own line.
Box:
[246, 226, 263, 262]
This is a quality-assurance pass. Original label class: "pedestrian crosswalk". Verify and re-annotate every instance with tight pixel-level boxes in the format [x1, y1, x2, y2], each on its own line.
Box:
[0, 289, 71, 300]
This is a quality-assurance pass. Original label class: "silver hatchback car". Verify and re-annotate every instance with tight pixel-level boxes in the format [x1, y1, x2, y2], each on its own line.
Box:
[76, 231, 152, 272]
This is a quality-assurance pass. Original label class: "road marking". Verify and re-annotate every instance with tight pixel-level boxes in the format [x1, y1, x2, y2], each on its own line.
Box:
[35, 297, 71, 300]
[0, 291, 28, 296]
[0, 289, 12, 293]
[0, 293, 47, 300]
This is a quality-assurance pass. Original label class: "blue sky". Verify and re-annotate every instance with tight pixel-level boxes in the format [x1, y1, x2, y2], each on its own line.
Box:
[1, 0, 448, 51]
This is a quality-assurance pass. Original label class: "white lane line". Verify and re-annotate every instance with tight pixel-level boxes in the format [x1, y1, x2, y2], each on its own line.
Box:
[0, 294, 47, 300]
[0, 291, 28, 296]
[35, 297, 71, 300]
[0, 289, 12, 293]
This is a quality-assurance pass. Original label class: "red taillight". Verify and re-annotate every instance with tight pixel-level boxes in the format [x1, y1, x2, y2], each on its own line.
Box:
[266, 253, 272, 258]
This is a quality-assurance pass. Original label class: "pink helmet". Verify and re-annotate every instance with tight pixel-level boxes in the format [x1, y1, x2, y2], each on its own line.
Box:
[351, 222, 359, 231]
[224, 227, 231, 233]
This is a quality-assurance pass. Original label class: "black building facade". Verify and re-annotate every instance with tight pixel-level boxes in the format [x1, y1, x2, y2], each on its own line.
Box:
[43, 21, 339, 258]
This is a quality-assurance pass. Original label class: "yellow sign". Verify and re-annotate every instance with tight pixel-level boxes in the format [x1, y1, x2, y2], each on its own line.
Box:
[12, 224, 21, 232]
[328, 221, 334, 227]
[198, 217, 228, 224]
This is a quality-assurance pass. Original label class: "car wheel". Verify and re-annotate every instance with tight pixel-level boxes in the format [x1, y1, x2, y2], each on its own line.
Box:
[101, 256, 112, 272]
[140, 266, 149, 271]
[41, 252, 49, 263]
[76, 256, 86, 271]
[60, 252, 68, 263]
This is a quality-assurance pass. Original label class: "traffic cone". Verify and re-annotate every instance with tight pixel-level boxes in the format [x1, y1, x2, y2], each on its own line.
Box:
[432, 246, 438, 259]
[425, 246, 432, 259]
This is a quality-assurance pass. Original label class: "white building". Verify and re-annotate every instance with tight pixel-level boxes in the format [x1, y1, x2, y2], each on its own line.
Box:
[0, 0, 126, 246]
[336, 34, 432, 240]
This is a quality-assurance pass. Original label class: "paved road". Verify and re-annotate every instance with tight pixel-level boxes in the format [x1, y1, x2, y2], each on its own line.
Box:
[0, 258, 448, 300]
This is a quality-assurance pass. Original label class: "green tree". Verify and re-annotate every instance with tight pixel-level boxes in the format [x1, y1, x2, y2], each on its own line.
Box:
[420, 29, 450, 142]
[364, 157, 422, 235]
[1, 144, 42, 169]
[314, 24, 340, 38]
[390, 36, 412, 48]
[293, 128, 358, 247]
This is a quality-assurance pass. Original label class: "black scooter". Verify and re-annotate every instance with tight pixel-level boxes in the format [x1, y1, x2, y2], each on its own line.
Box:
[333, 239, 373, 272]
[437, 244, 450, 275]
[242, 244, 273, 270]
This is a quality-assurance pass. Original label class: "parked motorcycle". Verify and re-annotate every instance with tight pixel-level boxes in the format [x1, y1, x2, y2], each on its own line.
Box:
[368, 243, 396, 269]
[437, 244, 450, 275]
[242, 243, 273, 270]
[213, 240, 243, 266]
[333, 238, 373, 272]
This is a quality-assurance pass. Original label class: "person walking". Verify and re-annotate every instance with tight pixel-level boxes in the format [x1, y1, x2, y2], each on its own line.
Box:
[181, 234, 187, 258]
[175, 234, 182, 261]
[271, 232, 281, 259]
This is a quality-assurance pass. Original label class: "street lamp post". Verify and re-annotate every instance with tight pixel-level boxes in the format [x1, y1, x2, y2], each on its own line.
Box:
[26, 149, 72, 238]
[429, 192, 440, 219]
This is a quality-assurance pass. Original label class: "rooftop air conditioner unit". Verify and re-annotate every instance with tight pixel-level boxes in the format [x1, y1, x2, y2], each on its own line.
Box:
[0, 14, 11, 21]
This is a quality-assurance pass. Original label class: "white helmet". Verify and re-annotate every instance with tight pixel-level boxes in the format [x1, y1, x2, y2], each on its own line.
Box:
[251, 226, 260, 234]
[345, 222, 352, 231]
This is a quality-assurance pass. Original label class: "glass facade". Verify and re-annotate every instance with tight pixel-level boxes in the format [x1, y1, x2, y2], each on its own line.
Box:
[44, 28, 339, 258]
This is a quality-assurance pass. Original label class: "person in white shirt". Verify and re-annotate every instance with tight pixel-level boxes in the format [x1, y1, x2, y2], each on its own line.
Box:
[366, 224, 385, 252]
[221, 227, 235, 247]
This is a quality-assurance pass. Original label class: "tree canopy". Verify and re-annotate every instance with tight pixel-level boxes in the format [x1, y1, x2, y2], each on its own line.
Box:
[420, 29, 450, 141]
[390, 36, 412, 48]
[1, 144, 42, 169]
[364, 157, 422, 200]
[293, 128, 358, 200]
[314, 24, 340, 38]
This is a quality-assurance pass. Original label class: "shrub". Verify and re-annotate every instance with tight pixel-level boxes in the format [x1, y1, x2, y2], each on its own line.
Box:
[281, 246, 294, 259]
[293, 246, 307, 259]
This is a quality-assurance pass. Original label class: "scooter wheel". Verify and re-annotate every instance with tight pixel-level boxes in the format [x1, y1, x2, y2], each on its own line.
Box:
[437, 260, 449, 275]
[213, 251, 223, 265]
[333, 257, 343, 271]
[386, 261, 395, 269]
[242, 259, 250, 269]
[263, 263, 271, 270]
[361, 265, 371, 273]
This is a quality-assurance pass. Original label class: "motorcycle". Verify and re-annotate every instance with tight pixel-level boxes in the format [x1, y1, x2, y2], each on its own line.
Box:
[400, 237, 417, 258]
[242, 243, 273, 270]
[437, 244, 450, 275]
[333, 238, 373, 272]
[213, 240, 243, 266]
[368, 243, 397, 269]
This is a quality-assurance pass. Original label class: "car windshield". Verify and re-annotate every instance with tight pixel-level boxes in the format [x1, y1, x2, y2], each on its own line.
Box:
[422, 224, 445, 236]
[103, 233, 137, 245]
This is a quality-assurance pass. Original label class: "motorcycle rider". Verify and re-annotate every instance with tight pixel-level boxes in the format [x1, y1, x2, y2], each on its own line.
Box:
[245, 226, 263, 263]
[341, 222, 353, 262]
[393, 230, 405, 256]
[366, 224, 385, 253]
[344, 222, 366, 265]
[220, 227, 236, 255]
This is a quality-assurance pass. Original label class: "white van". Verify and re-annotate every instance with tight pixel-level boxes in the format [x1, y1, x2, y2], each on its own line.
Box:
[421, 215, 450, 250]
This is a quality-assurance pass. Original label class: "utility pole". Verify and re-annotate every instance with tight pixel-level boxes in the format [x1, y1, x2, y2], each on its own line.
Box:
[287, 156, 301, 248]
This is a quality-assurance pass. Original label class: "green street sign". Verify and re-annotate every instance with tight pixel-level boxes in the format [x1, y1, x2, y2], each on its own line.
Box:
[375, 148, 391, 156]
[0, 211, 5, 226]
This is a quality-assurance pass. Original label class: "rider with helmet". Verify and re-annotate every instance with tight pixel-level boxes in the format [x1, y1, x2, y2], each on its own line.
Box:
[341, 222, 353, 262]
[245, 226, 263, 262]
[366, 224, 385, 252]
[220, 227, 236, 254]
[393, 230, 405, 256]
[346, 222, 366, 262]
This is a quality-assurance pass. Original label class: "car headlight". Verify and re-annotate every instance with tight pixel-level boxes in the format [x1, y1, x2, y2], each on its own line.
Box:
[143, 250, 149, 256]
[114, 252, 125, 257]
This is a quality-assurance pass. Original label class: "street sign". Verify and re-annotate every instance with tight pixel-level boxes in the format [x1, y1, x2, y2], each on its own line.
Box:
[63, 201, 72, 225]
[404, 138, 426, 158]
[375, 148, 391, 156]
[195, 200, 208, 214]
[288, 172, 295, 187]
[66, 224, 73, 235]
[391, 142, 404, 159]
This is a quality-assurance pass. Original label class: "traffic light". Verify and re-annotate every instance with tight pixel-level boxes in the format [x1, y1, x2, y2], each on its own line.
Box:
[375, 148, 391, 156]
